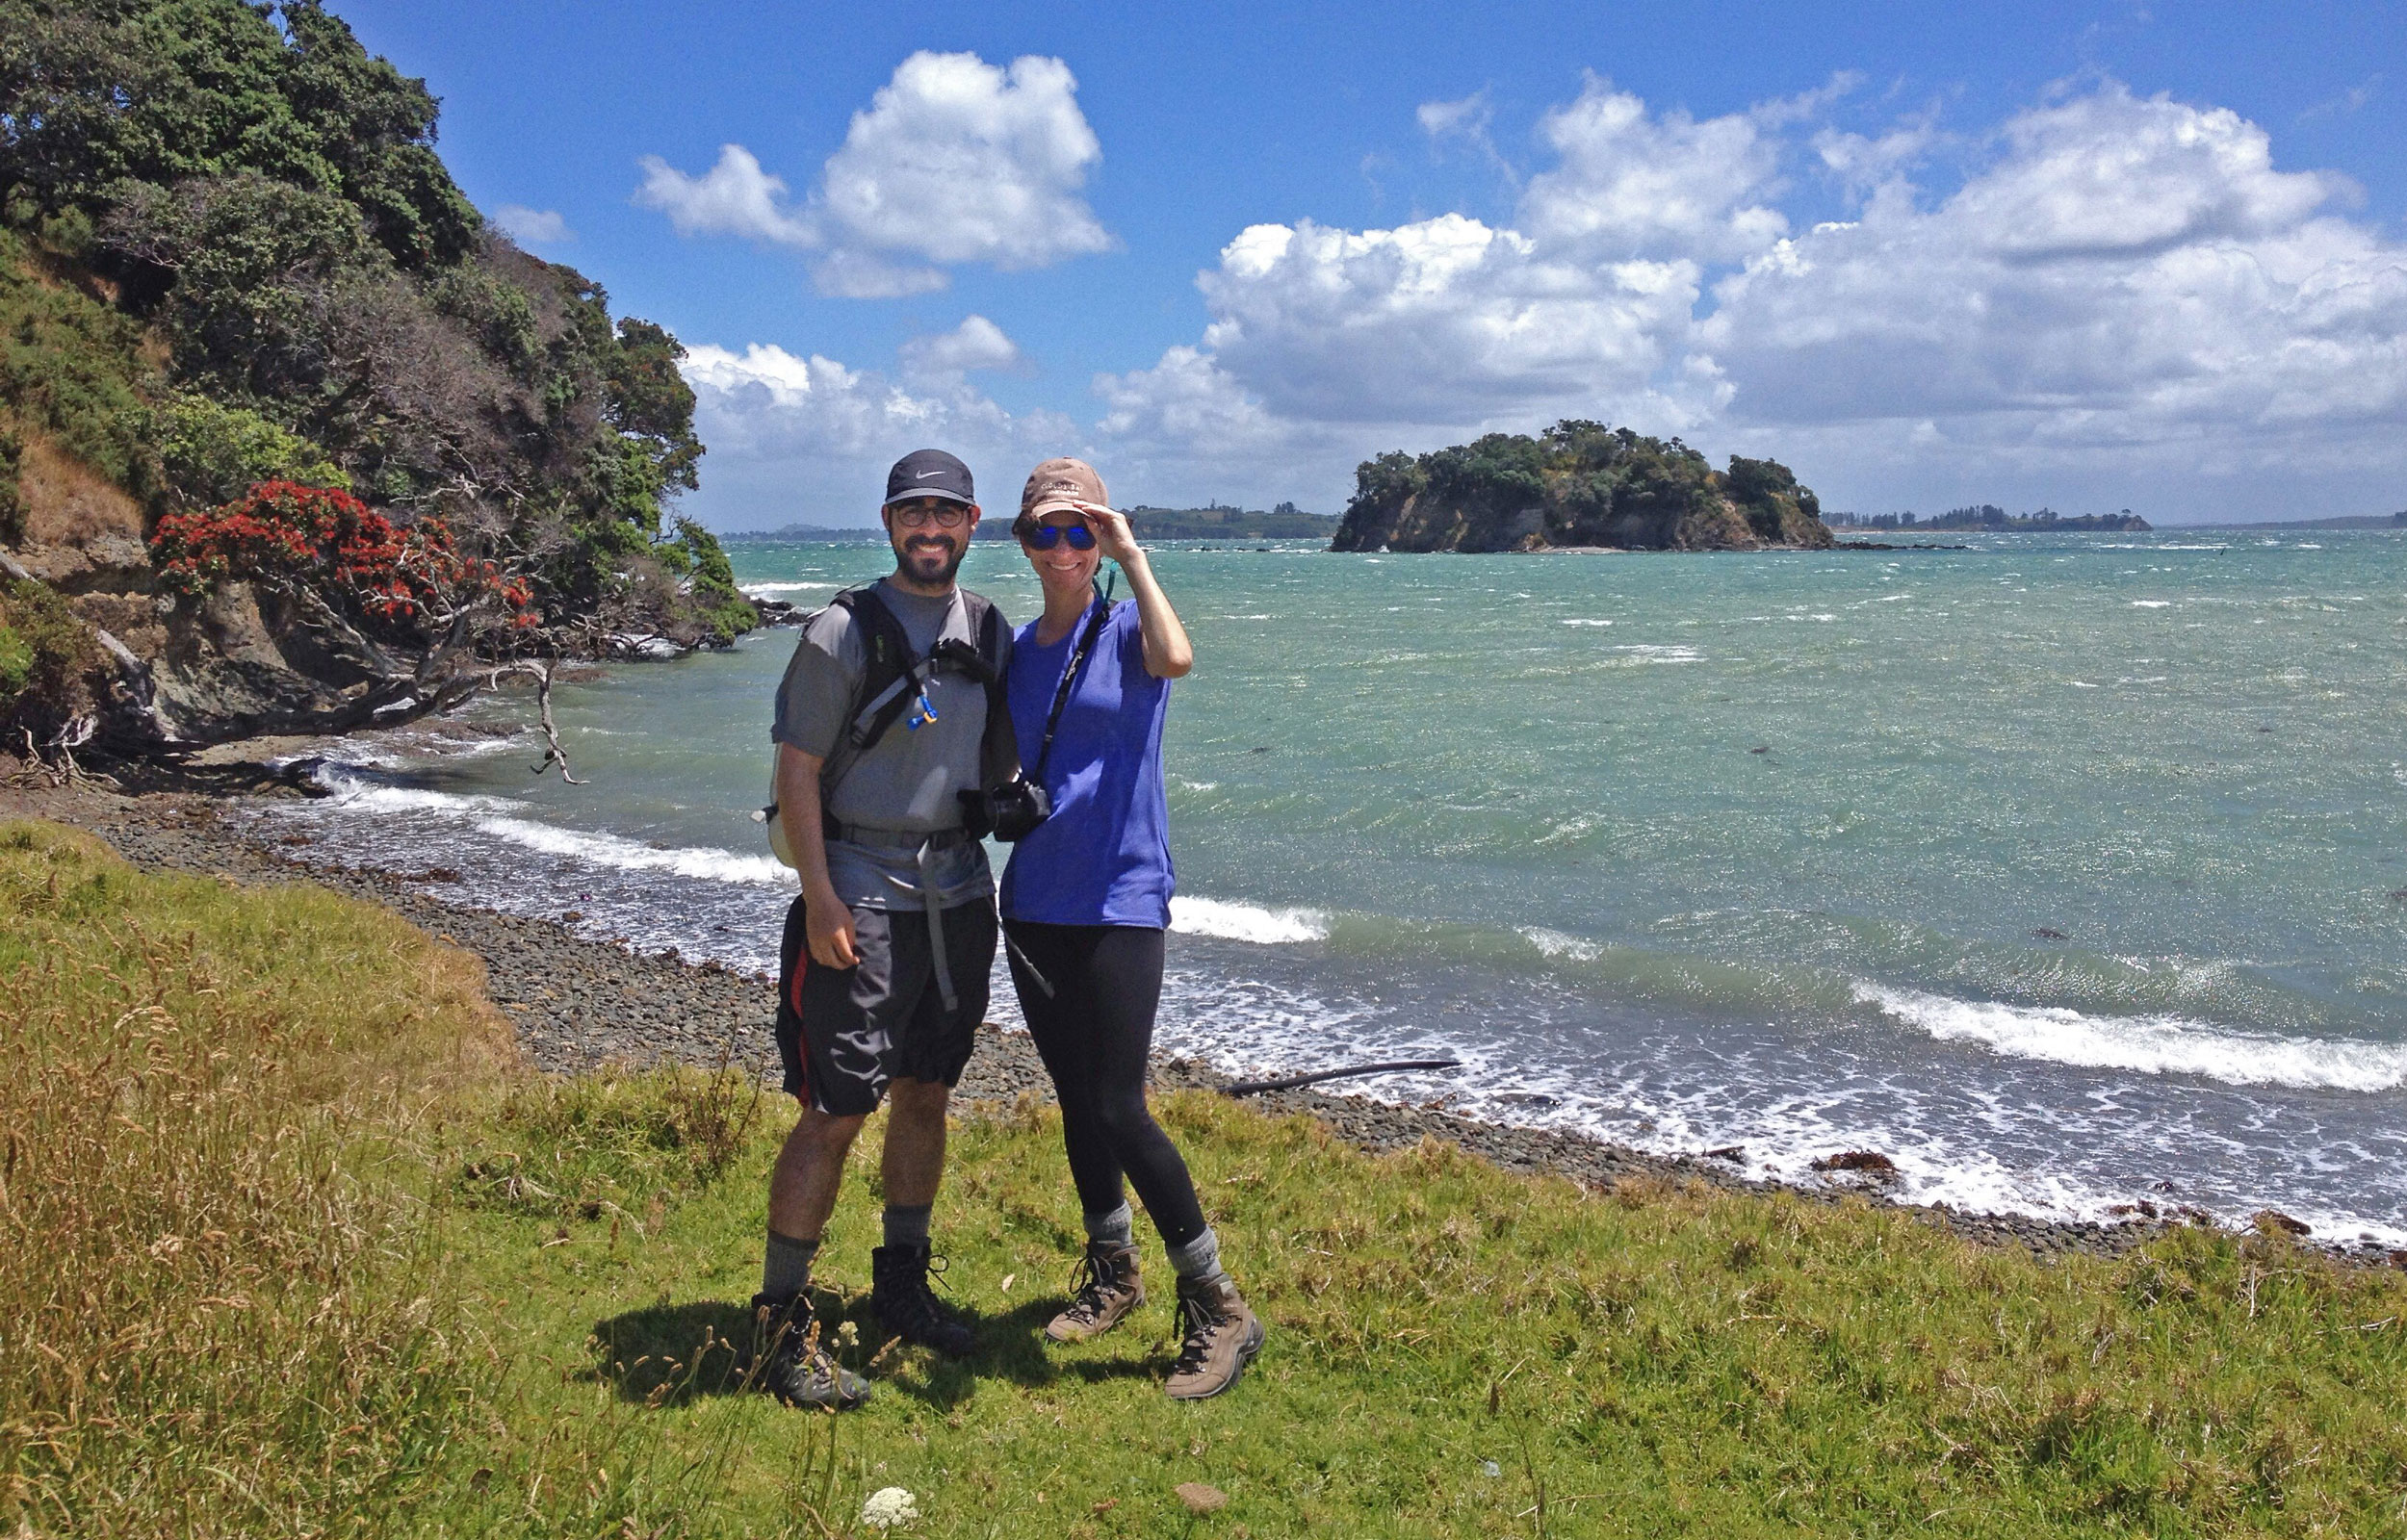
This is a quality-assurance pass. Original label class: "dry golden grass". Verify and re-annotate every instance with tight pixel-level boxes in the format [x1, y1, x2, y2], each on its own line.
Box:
[0, 820, 509, 1536]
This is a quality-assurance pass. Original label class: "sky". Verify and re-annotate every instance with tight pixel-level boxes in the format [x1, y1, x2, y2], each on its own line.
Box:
[334, 0, 2407, 529]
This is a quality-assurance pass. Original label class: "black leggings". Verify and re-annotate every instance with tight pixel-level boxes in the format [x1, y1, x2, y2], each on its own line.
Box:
[1001, 921, 1208, 1249]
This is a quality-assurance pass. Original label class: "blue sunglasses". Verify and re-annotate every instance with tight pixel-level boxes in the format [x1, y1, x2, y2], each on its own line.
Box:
[1023, 523, 1097, 551]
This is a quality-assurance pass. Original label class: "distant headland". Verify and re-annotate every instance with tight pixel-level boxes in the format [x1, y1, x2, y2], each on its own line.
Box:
[1330, 422, 1833, 553]
[1832, 505, 2153, 533]
[723, 501, 1340, 544]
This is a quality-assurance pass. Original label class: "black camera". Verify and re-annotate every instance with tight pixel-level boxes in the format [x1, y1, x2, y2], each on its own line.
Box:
[959, 778, 1052, 842]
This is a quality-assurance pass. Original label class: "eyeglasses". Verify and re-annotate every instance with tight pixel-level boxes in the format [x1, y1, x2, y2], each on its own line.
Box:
[1022, 523, 1097, 551]
[890, 501, 971, 528]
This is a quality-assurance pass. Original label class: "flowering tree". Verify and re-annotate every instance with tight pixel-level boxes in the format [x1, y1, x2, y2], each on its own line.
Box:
[146, 482, 597, 773]
[150, 480, 533, 633]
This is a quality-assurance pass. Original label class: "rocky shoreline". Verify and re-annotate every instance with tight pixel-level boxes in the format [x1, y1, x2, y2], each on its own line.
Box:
[7, 758, 2391, 1270]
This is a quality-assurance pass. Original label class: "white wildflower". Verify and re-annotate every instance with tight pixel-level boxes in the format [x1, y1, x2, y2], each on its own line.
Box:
[861, 1486, 919, 1528]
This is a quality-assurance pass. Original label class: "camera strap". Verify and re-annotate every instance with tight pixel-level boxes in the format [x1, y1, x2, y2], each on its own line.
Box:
[1030, 587, 1114, 784]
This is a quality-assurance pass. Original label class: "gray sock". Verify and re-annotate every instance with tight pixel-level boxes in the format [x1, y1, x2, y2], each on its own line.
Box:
[882, 1202, 932, 1249]
[762, 1229, 818, 1305]
[1084, 1202, 1135, 1248]
[1166, 1225, 1230, 1288]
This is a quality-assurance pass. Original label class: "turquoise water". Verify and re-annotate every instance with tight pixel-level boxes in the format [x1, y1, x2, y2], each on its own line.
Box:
[257, 529, 2407, 1241]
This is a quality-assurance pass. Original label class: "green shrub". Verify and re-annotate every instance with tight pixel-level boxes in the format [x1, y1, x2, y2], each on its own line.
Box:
[662, 516, 759, 645]
[156, 391, 348, 508]
[0, 578, 97, 734]
[0, 424, 21, 544]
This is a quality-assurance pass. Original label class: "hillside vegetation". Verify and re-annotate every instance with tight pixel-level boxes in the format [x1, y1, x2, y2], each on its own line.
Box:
[9, 818, 2407, 1538]
[1333, 422, 1833, 553]
[0, 0, 753, 753]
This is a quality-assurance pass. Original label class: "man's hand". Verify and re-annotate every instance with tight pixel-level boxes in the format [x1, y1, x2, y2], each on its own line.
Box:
[777, 745, 859, 968]
[804, 882, 860, 969]
[1076, 500, 1143, 564]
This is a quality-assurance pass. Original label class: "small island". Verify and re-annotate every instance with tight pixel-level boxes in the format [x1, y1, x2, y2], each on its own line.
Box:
[1331, 422, 1833, 552]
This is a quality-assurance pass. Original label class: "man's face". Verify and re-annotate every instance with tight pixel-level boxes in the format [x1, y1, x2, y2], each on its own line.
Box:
[884, 496, 978, 587]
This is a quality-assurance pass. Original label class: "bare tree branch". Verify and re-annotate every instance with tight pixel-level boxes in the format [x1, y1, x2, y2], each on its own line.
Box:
[486, 658, 585, 783]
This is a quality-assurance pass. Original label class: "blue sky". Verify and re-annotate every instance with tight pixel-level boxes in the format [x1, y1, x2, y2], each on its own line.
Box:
[340, 1, 2406, 527]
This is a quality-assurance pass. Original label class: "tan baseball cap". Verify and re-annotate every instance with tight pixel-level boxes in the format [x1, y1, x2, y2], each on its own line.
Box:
[1021, 457, 1108, 519]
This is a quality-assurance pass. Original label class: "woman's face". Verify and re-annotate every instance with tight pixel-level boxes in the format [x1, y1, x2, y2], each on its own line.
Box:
[1022, 509, 1101, 595]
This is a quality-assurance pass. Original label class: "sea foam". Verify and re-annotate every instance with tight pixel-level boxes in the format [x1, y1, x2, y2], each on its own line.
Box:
[470, 816, 794, 886]
[1855, 983, 2407, 1091]
[308, 763, 792, 886]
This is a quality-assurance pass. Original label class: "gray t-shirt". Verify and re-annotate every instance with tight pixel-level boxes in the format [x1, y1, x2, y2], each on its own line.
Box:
[771, 579, 1012, 911]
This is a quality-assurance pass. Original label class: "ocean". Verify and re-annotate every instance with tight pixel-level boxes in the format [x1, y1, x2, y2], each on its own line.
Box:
[246, 527, 2407, 1244]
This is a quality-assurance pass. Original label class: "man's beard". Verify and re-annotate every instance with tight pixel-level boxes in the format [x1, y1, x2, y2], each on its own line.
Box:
[894, 533, 966, 586]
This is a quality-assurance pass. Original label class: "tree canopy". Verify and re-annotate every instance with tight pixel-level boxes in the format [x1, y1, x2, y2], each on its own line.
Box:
[0, 0, 744, 673]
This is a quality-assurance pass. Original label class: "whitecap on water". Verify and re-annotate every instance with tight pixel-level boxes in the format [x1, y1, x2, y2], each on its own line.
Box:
[1853, 983, 2407, 1092]
[470, 816, 793, 887]
[1609, 645, 1702, 663]
[1169, 896, 1329, 944]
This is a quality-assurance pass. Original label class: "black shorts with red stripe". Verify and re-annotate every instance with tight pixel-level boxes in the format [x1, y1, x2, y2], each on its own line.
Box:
[773, 892, 996, 1115]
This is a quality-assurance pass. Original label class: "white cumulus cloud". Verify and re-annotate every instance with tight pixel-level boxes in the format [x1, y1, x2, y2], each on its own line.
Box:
[1092, 77, 2407, 519]
[492, 204, 574, 244]
[1519, 75, 1789, 260]
[635, 51, 1111, 298]
[635, 145, 815, 245]
[680, 342, 1077, 526]
[1701, 83, 2407, 504]
[679, 75, 2407, 525]
[1190, 215, 1704, 425]
[899, 315, 1026, 381]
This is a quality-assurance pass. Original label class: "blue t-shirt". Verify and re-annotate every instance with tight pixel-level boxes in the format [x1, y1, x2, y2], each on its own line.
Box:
[998, 598, 1175, 928]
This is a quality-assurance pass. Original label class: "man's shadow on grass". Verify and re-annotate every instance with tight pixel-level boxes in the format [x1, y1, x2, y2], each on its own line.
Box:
[588, 1292, 1159, 1410]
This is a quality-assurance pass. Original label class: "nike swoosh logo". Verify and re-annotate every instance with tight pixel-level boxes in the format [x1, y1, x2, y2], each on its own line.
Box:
[916, 471, 947, 479]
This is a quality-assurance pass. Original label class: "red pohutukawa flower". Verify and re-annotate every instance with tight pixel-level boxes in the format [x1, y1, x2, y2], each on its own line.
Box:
[151, 482, 535, 627]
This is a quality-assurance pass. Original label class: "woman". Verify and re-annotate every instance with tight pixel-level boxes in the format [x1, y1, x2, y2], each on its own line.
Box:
[998, 456, 1264, 1401]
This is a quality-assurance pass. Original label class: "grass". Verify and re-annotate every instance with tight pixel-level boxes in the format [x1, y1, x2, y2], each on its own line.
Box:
[0, 226, 164, 522]
[7, 817, 2407, 1537]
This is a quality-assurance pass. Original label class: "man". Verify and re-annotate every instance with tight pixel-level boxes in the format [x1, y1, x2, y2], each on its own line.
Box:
[754, 448, 1014, 1409]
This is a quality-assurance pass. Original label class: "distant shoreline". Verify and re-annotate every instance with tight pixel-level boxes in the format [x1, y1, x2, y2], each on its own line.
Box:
[1826, 515, 2403, 534]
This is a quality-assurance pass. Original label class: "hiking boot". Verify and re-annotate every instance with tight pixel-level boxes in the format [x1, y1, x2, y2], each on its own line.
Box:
[1165, 1274, 1264, 1400]
[870, 1243, 977, 1358]
[751, 1294, 869, 1410]
[1046, 1242, 1145, 1344]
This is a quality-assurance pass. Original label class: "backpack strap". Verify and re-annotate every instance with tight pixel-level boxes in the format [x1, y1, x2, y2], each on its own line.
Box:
[834, 586, 930, 752]
[959, 593, 1020, 787]
[814, 584, 915, 806]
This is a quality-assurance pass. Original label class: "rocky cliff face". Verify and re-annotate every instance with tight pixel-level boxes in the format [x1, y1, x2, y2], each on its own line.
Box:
[1330, 424, 1834, 553]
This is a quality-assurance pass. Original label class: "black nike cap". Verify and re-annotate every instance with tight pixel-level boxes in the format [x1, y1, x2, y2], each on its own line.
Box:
[884, 448, 975, 508]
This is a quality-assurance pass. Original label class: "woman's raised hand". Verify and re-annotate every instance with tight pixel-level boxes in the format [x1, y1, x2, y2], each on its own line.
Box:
[1076, 501, 1142, 564]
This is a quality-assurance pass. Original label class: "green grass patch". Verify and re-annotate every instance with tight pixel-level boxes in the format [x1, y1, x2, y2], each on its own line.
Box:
[0, 228, 163, 518]
[7, 818, 2407, 1538]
